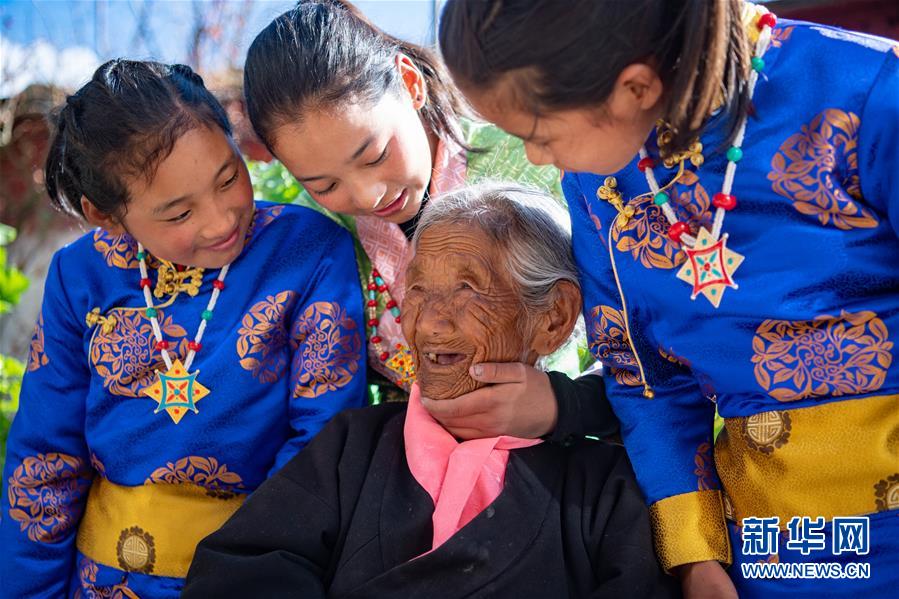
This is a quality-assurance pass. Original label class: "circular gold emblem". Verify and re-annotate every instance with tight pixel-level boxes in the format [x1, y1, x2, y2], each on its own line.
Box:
[741, 411, 792, 454]
[875, 474, 899, 512]
[116, 526, 156, 574]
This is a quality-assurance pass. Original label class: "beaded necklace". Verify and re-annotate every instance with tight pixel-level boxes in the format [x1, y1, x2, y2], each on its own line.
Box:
[137, 243, 230, 424]
[623, 12, 775, 308]
[366, 268, 415, 387]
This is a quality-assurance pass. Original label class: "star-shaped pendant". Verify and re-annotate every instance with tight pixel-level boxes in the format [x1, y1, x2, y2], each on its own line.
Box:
[142, 359, 209, 424]
[385, 344, 416, 388]
[676, 228, 744, 308]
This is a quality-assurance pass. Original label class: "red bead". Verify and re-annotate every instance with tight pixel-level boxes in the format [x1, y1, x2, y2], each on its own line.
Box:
[386, 299, 397, 309]
[668, 221, 690, 243]
[712, 193, 738, 211]
[379, 352, 389, 362]
[367, 283, 377, 291]
[637, 157, 655, 172]
[188, 341, 202, 352]
[155, 340, 169, 350]
[757, 13, 776, 30]
[367, 318, 379, 327]
[367, 300, 377, 307]
[371, 336, 382, 344]
[394, 316, 401, 324]
[213, 280, 225, 291]
[378, 285, 387, 293]
[139, 278, 151, 288]
[371, 269, 380, 277]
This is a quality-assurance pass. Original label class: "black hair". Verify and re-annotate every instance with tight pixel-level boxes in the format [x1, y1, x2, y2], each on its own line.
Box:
[244, 0, 471, 152]
[439, 0, 751, 160]
[44, 59, 232, 219]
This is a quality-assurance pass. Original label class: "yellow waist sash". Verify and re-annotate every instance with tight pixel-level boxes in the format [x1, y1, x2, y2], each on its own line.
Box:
[76, 478, 246, 579]
[716, 393, 899, 525]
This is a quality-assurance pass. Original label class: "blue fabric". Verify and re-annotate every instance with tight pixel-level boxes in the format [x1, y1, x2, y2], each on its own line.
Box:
[565, 20, 898, 591]
[0, 201, 367, 598]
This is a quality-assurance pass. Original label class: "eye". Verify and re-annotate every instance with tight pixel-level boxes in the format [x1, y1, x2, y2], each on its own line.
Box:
[457, 281, 474, 291]
[221, 170, 239, 189]
[366, 146, 389, 167]
[167, 210, 191, 223]
[314, 182, 337, 196]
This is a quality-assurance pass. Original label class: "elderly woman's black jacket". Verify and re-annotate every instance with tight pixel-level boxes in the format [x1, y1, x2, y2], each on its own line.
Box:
[182, 402, 679, 598]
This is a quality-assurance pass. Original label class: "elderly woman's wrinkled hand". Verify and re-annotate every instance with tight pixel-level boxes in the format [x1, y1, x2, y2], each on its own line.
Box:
[420, 362, 558, 440]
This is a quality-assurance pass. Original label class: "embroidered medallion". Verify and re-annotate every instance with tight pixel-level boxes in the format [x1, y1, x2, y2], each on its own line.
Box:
[116, 526, 156, 574]
[740, 411, 792, 454]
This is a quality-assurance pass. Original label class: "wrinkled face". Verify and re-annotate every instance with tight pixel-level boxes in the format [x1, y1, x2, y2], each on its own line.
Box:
[119, 125, 255, 268]
[464, 82, 655, 175]
[402, 223, 537, 400]
[271, 91, 433, 224]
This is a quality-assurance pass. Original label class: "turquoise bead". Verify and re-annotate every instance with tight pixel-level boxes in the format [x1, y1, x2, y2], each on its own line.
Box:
[653, 192, 670, 206]
[374, 277, 384, 286]
[202, 310, 213, 321]
[368, 290, 376, 300]
[136, 251, 146, 261]
[390, 307, 400, 317]
[751, 56, 765, 72]
[145, 307, 157, 318]
[726, 146, 743, 163]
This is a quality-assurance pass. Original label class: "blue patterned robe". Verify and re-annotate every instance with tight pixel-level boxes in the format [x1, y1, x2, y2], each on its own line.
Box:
[564, 21, 898, 597]
[0, 202, 366, 598]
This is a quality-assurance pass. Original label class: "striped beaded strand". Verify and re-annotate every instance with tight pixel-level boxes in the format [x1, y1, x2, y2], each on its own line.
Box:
[639, 11, 776, 247]
[137, 243, 229, 372]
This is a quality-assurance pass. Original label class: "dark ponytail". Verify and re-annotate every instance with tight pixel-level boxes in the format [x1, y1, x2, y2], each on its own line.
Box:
[439, 0, 751, 160]
[244, 0, 471, 152]
[45, 59, 232, 219]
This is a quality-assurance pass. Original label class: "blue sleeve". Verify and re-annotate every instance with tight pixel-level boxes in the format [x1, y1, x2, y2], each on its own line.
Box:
[269, 221, 366, 473]
[564, 173, 730, 572]
[859, 48, 899, 238]
[0, 252, 94, 598]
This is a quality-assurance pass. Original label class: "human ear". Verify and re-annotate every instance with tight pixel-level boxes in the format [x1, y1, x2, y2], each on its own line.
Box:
[605, 63, 664, 120]
[528, 280, 582, 356]
[81, 196, 126, 236]
[395, 53, 428, 110]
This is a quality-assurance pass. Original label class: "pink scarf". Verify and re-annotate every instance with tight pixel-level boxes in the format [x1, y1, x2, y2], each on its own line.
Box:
[404, 384, 543, 550]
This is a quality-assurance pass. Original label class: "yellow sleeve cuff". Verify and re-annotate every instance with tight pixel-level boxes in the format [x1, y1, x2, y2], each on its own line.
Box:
[649, 489, 732, 572]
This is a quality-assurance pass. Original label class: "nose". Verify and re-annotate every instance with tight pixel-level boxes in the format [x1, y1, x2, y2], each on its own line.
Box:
[203, 208, 238, 244]
[347, 174, 389, 212]
[416, 296, 455, 339]
[524, 142, 553, 167]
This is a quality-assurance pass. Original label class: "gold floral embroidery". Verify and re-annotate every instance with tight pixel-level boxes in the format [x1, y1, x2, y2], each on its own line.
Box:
[874, 473, 899, 511]
[7, 453, 91, 543]
[246, 205, 286, 244]
[769, 109, 877, 230]
[236, 291, 297, 383]
[90, 453, 106, 478]
[694, 442, 717, 491]
[588, 305, 643, 386]
[770, 26, 794, 48]
[751, 310, 893, 402]
[26, 311, 48, 372]
[145, 456, 244, 499]
[93, 230, 139, 270]
[76, 556, 140, 599]
[612, 170, 711, 270]
[291, 301, 361, 398]
[90, 308, 189, 397]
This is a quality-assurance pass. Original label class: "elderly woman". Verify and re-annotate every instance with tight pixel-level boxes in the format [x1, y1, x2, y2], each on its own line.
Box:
[182, 184, 678, 598]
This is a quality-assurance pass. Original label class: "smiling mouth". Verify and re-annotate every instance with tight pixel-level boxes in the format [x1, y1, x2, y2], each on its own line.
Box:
[373, 189, 407, 217]
[423, 352, 467, 367]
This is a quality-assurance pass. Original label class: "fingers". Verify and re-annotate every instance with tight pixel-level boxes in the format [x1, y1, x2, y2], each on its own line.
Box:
[469, 362, 528, 384]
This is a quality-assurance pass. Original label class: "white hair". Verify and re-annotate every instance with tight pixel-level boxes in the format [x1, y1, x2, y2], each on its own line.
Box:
[413, 181, 583, 362]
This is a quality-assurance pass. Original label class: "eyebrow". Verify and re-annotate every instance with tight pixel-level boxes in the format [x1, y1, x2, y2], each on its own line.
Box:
[153, 156, 234, 216]
[294, 136, 374, 183]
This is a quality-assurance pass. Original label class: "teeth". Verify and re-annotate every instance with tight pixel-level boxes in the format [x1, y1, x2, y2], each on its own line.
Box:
[426, 352, 437, 362]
